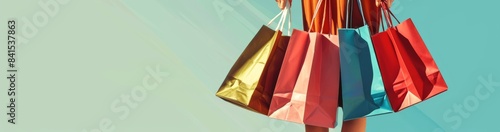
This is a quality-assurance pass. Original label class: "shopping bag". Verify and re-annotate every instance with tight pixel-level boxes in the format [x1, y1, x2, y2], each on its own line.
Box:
[371, 1, 448, 112]
[338, 0, 393, 120]
[268, 0, 340, 128]
[215, 7, 291, 115]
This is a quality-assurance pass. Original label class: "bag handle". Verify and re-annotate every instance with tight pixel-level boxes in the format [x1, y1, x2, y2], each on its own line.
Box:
[276, 2, 292, 35]
[283, 2, 292, 35]
[308, 0, 329, 33]
[345, 0, 368, 28]
[379, 0, 400, 28]
[267, 2, 292, 35]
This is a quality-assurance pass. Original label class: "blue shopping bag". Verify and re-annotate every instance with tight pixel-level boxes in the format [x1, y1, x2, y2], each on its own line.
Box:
[338, 0, 393, 121]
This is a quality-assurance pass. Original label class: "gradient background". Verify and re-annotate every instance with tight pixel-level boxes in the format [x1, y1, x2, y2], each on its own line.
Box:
[0, 0, 499, 131]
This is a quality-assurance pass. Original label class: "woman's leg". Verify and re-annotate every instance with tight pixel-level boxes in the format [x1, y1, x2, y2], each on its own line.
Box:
[304, 117, 366, 132]
[342, 117, 367, 132]
[305, 124, 329, 132]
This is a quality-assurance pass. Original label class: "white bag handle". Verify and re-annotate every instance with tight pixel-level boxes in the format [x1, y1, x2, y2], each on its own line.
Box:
[266, 2, 292, 35]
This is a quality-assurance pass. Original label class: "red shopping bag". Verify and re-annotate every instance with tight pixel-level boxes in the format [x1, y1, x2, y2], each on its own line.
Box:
[371, 1, 447, 112]
[268, 29, 340, 128]
[268, 0, 340, 128]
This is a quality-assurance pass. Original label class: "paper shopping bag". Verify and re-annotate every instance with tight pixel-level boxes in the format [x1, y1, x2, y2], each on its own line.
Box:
[216, 6, 292, 115]
[268, 28, 340, 128]
[338, 0, 393, 120]
[371, 2, 448, 112]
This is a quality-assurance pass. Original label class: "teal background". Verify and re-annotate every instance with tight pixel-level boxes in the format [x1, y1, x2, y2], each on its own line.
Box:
[0, 0, 499, 131]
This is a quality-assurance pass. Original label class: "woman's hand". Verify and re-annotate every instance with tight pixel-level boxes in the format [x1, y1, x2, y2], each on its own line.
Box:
[376, 0, 394, 8]
[276, 0, 292, 10]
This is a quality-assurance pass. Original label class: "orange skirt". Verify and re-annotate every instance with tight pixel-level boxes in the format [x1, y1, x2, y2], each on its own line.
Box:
[301, 0, 381, 35]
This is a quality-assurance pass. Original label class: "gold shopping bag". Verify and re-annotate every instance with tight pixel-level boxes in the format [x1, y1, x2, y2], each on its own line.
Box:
[216, 6, 291, 115]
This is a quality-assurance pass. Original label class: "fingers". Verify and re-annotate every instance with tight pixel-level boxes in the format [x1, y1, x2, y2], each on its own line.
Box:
[276, 0, 292, 10]
[378, 0, 394, 8]
[276, 0, 283, 10]
[386, 0, 394, 7]
[279, 0, 285, 10]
